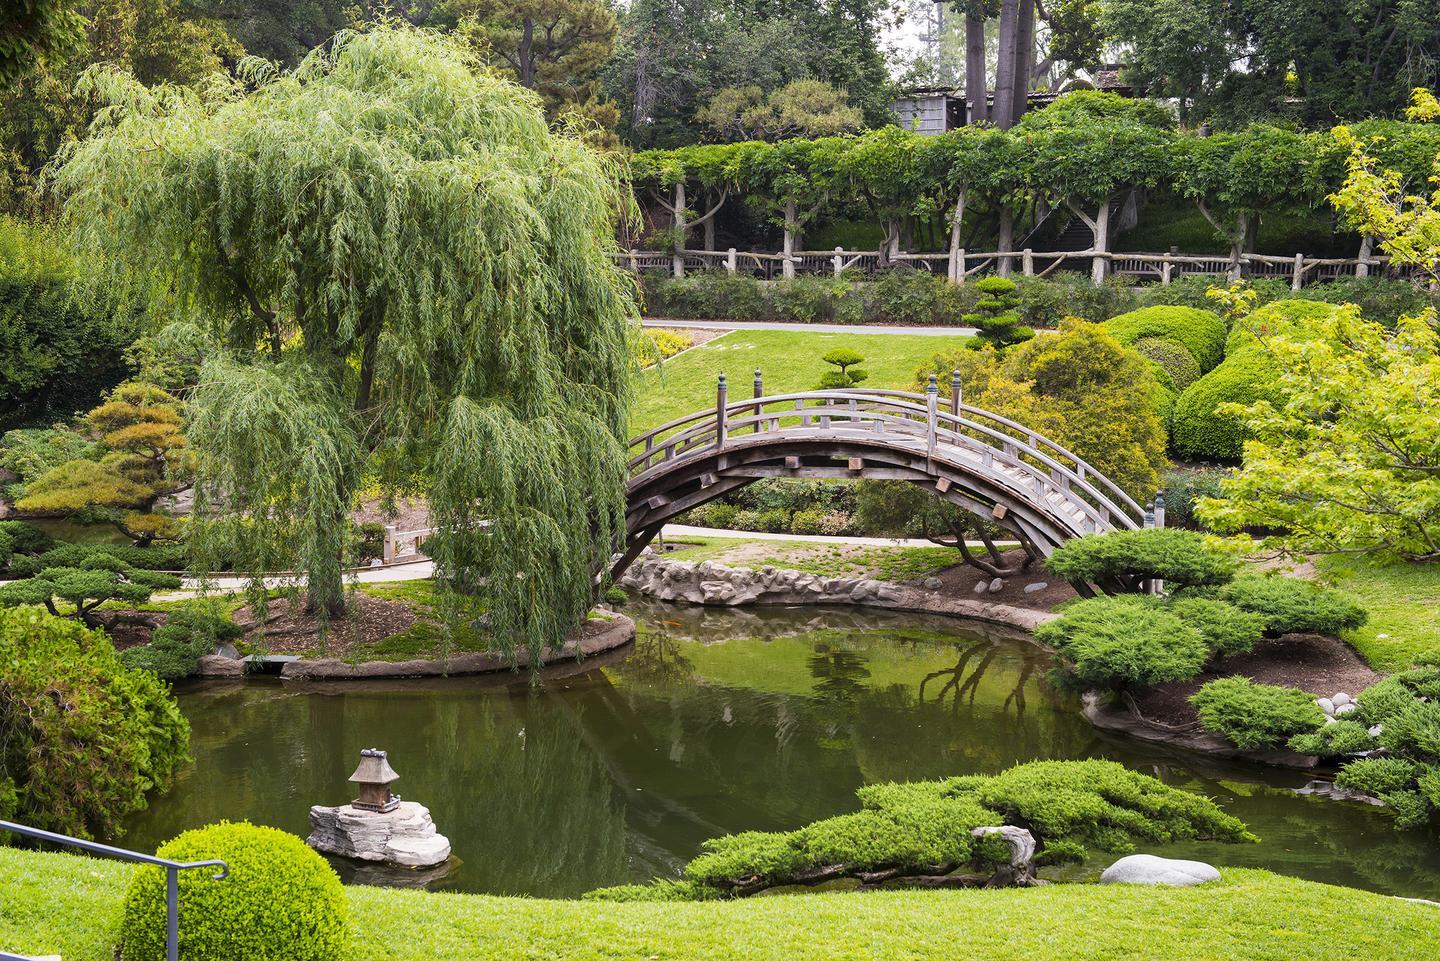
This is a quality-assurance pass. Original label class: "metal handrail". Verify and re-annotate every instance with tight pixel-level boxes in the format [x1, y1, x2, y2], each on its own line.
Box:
[0, 819, 227, 961]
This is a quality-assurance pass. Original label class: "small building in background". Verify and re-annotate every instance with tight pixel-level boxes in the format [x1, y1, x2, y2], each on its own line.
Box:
[892, 65, 1138, 135]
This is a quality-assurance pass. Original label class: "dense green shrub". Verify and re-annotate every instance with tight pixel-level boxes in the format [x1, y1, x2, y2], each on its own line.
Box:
[1136, 276, 1286, 312]
[770, 276, 849, 323]
[1045, 528, 1238, 591]
[1328, 666, 1440, 829]
[1302, 277, 1436, 327]
[1035, 596, 1210, 691]
[1190, 677, 1325, 750]
[1162, 466, 1228, 530]
[650, 272, 768, 320]
[589, 759, 1253, 900]
[789, 508, 827, 535]
[8, 541, 188, 576]
[0, 548, 183, 622]
[1171, 346, 1282, 460]
[1212, 574, 1367, 636]
[964, 276, 1034, 349]
[0, 426, 101, 500]
[121, 599, 243, 680]
[0, 520, 54, 558]
[1012, 272, 1137, 328]
[1358, 667, 1440, 725]
[863, 268, 958, 325]
[1288, 720, 1378, 758]
[0, 219, 141, 430]
[1222, 298, 1342, 355]
[120, 822, 350, 961]
[0, 607, 189, 838]
[1132, 336, 1202, 391]
[1103, 305, 1227, 372]
[1167, 596, 1265, 656]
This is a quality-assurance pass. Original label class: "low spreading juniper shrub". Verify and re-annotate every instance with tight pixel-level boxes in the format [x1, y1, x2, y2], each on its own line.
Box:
[1189, 677, 1326, 750]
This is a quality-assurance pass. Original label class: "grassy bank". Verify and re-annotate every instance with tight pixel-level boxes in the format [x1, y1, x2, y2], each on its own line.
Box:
[662, 536, 959, 582]
[631, 329, 965, 434]
[1314, 555, 1440, 670]
[4, 846, 1436, 961]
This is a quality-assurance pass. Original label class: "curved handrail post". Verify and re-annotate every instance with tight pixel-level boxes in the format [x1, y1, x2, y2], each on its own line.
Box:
[925, 373, 939, 458]
[715, 373, 727, 452]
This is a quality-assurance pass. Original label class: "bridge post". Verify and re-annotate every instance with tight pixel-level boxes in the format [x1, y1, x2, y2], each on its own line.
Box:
[926, 374, 939, 456]
[950, 369, 962, 417]
[715, 373, 728, 451]
[753, 369, 763, 433]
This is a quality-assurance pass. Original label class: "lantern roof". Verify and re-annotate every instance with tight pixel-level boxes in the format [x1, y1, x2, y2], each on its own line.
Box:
[349, 748, 399, 786]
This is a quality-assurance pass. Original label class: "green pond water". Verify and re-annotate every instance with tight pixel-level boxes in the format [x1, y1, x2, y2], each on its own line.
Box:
[124, 600, 1440, 900]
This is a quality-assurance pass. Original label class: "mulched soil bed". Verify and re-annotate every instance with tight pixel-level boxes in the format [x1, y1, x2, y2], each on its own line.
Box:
[1131, 632, 1385, 730]
[91, 609, 169, 650]
[926, 552, 1079, 612]
[231, 593, 422, 657]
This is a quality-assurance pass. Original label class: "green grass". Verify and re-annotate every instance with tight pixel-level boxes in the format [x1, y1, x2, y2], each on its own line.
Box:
[631, 329, 968, 434]
[1313, 555, 1440, 670]
[663, 537, 959, 582]
[5, 846, 1438, 961]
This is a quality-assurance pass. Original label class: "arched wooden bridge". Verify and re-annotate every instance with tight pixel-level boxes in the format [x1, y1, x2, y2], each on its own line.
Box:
[613, 372, 1146, 578]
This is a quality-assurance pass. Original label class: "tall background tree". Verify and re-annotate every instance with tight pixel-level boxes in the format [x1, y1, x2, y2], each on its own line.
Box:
[53, 25, 639, 659]
[0, 0, 86, 86]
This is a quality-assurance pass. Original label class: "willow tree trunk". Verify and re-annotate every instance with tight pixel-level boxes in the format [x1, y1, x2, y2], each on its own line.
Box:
[965, 14, 988, 124]
[997, 207, 1015, 277]
[993, 0, 1020, 128]
[1009, 0, 1035, 127]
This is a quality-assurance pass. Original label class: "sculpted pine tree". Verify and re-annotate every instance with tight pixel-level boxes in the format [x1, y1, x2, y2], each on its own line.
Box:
[53, 26, 638, 659]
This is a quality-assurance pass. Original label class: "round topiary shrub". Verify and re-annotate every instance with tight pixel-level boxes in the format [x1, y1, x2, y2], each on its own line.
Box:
[1170, 346, 1282, 461]
[1223, 298, 1342, 355]
[1132, 336, 1202, 391]
[1103, 305, 1227, 372]
[120, 821, 350, 961]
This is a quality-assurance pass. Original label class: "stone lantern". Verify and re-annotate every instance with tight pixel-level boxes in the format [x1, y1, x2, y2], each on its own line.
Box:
[349, 748, 401, 813]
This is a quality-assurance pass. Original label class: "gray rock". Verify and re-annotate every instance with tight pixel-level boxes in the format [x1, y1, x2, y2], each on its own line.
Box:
[1317, 697, 1336, 716]
[1332, 692, 1351, 707]
[1369, 724, 1384, 737]
[195, 654, 244, 678]
[987, 577, 1005, 594]
[923, 577, 943, 590]
[1334, 703, 1357, 716]
[973, 579, 989, 595]
[308, 801, 450, 868]
[1099, 854, 1220, 886]
[1023, 581, 1048, 594]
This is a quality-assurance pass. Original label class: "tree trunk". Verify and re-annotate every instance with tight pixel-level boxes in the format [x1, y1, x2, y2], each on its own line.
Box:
[783, 199, 798, 279]
[965, 14, 988, 124]
[1091, 197, 1111, 284]
[993, 0, 1020, 129]
[518, 16, 535, 88]
[948, 189, 968, 282]
[1009, 0, 1035, 127]
[672, 180, 686, 278]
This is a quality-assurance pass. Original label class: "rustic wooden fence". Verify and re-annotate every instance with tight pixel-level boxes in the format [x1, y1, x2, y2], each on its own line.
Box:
[616, 246, 1404, 290]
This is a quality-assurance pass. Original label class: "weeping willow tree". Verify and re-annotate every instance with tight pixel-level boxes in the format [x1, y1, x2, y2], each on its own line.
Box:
[51, 25, 638, 661]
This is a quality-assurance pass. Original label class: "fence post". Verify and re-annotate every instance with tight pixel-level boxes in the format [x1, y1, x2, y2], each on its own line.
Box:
[726, 247, 737, 274]
[925, 373, 939, 457]
[628, 248, 639, 274]
[383, 525, 396, 565]
[833, 246, 844, 278]
[1161, 258, 1173, 286]
[950, 369, 963, 417]
[715, 373, 727, 451]
[753, 368, 763, 434]
[1357, 235, 1373, 278]
[1021, 248, 1034, 276]
[1291, 253, 1305, 291]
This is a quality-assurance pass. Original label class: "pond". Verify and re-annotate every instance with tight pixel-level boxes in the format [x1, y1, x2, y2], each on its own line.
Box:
[124, 600, 1440, 900]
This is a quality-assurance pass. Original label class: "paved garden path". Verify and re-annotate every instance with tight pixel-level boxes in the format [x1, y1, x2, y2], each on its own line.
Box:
[643, 318, 980, 337]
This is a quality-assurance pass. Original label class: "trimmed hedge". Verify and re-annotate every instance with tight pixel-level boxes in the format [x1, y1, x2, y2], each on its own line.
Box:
[120, 822, 350, 961]
[1223, 298, 1342, 355]
[1190, 677, 1326, 750]
[1171, 346, 1281, 460]
[1133, 336, 1202, 392]
[1103, 305, 1227, 372]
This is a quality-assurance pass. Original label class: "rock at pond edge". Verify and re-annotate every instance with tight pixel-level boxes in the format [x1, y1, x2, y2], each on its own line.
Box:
[1099, 854, 1220, 887]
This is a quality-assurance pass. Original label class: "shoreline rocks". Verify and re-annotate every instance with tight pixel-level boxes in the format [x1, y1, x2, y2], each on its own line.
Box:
[1100, 854, 1220, 886]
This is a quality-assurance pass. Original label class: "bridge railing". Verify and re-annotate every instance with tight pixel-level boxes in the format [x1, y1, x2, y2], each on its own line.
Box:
[627, 379, 1144, 533]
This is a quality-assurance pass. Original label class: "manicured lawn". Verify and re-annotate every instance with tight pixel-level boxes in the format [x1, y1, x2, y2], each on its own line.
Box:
[630, 329, 968, 435]
[1314, 555, 1440, 670]
[5, 846, 1437, 961]
[663, 536, 959, 582]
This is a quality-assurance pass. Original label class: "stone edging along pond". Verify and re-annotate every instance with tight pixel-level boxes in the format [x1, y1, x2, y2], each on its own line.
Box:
[195, 612, 637, 680]
[618, 555, 1326, 771]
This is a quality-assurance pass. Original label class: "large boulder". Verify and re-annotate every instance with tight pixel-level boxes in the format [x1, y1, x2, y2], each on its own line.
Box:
[307, 800, 451, 868]
[1099, 854, 1220, 886]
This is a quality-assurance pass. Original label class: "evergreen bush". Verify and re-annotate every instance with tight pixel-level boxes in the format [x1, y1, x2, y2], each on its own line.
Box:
[1132, 336, 1202, 391]
[1167, 596, 1266, 656]
[1212, 574, 1368, 636]
[1288, 720, 1378, 758]
[1103, 305, 1227, 372]
[963, 276, 1034, 350]
[120, 822, 350, 961]
[1035, 596, 1211, 691]
[1189, 677, 1325, 750]
[0, 607, 189, 838]
[1171, 346, 1282, 460]
[1044, 528, 1238, 591]
[121, 599, 243, 680]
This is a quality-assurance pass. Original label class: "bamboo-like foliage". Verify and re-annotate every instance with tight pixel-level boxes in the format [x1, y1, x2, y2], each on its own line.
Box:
[51, 25, 638, 661]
